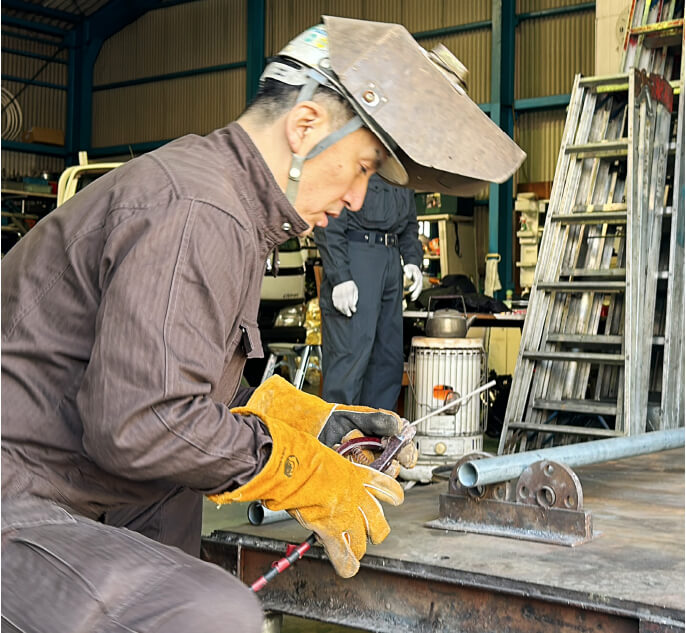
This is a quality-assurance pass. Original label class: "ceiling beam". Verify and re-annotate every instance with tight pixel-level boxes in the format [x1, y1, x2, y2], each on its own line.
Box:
[2, 0, 81, 23]
[2, 15, 67, 37]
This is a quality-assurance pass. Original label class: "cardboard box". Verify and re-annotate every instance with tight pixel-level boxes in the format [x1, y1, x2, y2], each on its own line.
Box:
[22, 127, 64, 146]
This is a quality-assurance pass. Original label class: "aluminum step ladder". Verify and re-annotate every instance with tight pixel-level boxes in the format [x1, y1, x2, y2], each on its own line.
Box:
[498, 0, 684, 453]
[498, 70, 675, 453]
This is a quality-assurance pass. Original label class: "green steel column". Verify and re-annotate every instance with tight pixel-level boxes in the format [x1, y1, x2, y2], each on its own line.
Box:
[65, 26, 100, 165]
[489, 0, 516, 296]
[246, 0, 266, 105]
[66, 1, 167, 162]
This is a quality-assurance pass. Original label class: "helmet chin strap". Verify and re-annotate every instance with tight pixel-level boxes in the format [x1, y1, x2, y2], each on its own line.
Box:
[285, 69, 363, 205]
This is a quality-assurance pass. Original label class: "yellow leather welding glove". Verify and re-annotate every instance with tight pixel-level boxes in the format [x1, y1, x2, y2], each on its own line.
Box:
[245, 375, 404, 447]
[208, 411, 404, 578]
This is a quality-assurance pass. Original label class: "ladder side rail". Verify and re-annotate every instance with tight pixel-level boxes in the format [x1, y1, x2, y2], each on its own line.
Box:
[661, 53, 685, 429]
[626, 82, 651, 435]
[634, 94, 672, 433]
[625, 72, 670, 434]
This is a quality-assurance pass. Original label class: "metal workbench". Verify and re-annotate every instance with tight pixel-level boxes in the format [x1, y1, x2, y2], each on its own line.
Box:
[201, 448, 685, 633]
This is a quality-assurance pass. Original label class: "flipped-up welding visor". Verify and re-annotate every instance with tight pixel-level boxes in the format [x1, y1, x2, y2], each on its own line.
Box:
[323, 15, 525, 196]
[265, 17, 526, 196]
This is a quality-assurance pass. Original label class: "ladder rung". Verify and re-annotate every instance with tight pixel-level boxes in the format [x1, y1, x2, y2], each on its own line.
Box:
[578, 73, 630, 88]
[522, 351, 624, 364]
[560, 268, 626, 279]
[550, 211, 627, 224]
[506, 422, 624, 437]
[597, 79, 681, 95]
[565, 139, 629, 157]
[532, 398, 618, 416]
[546, 334, 623, 345]
[573, 203, 627, 213]
[537, 281, 625, 292]
[629, 19, 684, 37]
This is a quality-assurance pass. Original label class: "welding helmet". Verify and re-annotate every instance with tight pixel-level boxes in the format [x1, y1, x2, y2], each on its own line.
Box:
[260, 15, 526, 198]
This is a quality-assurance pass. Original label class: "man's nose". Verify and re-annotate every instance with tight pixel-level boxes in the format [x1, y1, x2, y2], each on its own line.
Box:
[342, 179, 370, 212]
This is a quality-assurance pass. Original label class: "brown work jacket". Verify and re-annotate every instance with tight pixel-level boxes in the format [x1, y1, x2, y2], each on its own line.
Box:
[1, 123, 309, 519]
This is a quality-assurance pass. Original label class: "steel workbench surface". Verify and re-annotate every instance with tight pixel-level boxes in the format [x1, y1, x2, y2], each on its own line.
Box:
[201, 447, 685, 633]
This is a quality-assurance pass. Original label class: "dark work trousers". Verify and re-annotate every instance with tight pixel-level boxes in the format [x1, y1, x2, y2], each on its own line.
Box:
[1, 494, 263, 633]
[320, 239, 404, 410]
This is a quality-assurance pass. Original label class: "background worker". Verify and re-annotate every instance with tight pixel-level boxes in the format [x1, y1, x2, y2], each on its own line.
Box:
[315, 174, 423, 410]
[1, 15, 525, 633]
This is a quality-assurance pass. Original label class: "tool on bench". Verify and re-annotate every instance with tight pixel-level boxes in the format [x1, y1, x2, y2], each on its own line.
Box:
[250, 380, 494, 592]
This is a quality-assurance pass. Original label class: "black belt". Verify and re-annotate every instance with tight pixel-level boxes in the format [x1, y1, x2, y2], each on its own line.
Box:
[347, 229, 399, 247]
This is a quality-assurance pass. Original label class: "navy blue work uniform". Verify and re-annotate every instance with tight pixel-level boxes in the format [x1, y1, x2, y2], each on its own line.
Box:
[314, 174, 422, 410]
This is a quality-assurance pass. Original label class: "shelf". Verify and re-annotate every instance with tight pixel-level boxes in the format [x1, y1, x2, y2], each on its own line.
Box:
[419, 213, 474, 223]
[2, 188, 56, 199]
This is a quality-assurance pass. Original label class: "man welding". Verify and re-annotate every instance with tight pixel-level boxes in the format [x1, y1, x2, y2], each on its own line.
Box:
[1, 16, 525, 633]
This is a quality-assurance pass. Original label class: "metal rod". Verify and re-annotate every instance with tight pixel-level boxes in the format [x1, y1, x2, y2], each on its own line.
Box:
[409, 380, 496, 427]
[458, 429, 684, 487]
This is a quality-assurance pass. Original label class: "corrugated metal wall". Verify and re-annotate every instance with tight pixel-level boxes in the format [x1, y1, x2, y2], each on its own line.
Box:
[1, 34, 67, 179]
[515, 6, 594, 183]
[516, 11, 595, 99]
[92, 0, 246, 146]
[90, 0, 593, 186]
[515, 109, 567, 184]
[91, 0, 493, 148]
[3, 0, 595, 186]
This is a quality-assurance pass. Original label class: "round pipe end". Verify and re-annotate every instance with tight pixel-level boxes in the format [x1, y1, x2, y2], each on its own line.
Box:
[247, 502, 265, 525]
[458, 462, 479, 488]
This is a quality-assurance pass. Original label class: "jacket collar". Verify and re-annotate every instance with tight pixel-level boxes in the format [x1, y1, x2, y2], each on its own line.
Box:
[217, 123, 309, 253]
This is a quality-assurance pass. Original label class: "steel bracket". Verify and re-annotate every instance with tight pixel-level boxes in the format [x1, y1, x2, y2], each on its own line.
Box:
[426, 451, 594, 546]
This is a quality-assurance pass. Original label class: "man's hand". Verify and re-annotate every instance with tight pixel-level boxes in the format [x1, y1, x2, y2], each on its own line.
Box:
[332, 280, 358, 317]
[403, 263, 423, 301]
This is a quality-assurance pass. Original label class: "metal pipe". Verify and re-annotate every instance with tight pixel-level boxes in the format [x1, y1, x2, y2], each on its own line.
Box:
[247, 502, 292, 526]
[458, 428, 684, 487]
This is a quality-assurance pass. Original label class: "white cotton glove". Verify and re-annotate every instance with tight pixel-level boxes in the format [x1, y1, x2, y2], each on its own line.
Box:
[403, 264, 423, 301]
[332, 280, 359, 317]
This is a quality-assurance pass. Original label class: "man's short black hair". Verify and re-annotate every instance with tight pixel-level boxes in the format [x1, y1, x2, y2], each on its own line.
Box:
[245, 56, 355, 126]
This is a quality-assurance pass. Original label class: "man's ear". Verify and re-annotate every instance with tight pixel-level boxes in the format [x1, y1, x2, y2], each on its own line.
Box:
[285, 101, 329, 155]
